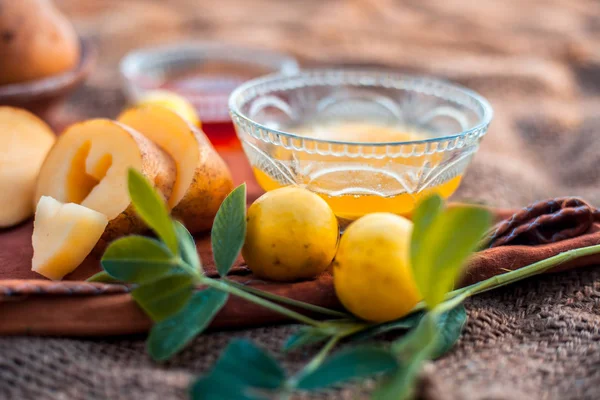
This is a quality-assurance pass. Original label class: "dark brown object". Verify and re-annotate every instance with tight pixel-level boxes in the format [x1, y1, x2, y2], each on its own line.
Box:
[487, 197, 600, 247]
[0, 38, 96, 123]
[461, 197, 600, 286]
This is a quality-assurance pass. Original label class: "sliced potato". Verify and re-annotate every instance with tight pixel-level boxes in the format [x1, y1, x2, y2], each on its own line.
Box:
[0, 107, 56, 228]
[135, 90, 200, 127]
[118, 105, 233, 233]
[32, 196, 108, 280]
[35, 119, 177, 245]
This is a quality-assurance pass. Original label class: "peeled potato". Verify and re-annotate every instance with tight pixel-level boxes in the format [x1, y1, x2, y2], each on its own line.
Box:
[32, 196, 108, 280]
[0, 107, 56, 228]
[35, 119, 176, 245]
[0, 0, 80, 85]
[118, 105, 234, 233]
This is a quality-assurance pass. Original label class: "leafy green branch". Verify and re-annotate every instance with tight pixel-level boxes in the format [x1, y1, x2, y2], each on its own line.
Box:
[89, 169, 600, 399]
[90, 169, 349, 361]
[185, 193, 480, 399]
[188, 191, 600, 399]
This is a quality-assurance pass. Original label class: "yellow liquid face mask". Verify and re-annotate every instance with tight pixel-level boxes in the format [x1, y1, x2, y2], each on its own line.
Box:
[251, 121, 463, 221]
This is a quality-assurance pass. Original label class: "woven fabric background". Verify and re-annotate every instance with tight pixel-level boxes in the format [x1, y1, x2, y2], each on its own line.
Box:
[2, 0, 600, 399]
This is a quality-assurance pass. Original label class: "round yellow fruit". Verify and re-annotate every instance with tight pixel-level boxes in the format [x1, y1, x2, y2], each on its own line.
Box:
[243, 186, 339, 282]
[135, 90, 200, 127]
[333, 213, 421, 322]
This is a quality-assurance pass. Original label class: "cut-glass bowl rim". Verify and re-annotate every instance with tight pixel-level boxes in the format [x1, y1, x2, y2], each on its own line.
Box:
[229, 69, 493, 148]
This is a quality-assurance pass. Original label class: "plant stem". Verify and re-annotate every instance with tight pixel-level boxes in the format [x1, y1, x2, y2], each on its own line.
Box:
[448, 244, 600, 300]
[300, 335, 341, 376]
[410, 244, 600, 316]
[201, 277, 325, 327]
[177, 258, 203, 281]
[432, 290, 471, 316]
[225, 279, 351, 319]
[284, 335, 341, 393]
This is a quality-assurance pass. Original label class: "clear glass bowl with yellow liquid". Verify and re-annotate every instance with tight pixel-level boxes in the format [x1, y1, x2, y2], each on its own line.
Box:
[229, 70, 493, 225]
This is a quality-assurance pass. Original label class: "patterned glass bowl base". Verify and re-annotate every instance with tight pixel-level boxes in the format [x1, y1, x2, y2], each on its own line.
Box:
[229, 69, 493, 222]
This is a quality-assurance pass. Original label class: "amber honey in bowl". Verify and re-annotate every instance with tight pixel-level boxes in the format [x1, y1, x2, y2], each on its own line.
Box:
[159, 62, 274, 149]
[120, 43, 299, 149]
[252, 121, 463, 221]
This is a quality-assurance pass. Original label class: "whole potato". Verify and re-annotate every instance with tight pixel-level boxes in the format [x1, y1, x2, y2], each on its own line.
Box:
[0, 0, 80, 85]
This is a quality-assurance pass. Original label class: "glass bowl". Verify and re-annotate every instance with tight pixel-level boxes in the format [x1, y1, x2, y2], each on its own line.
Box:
[229, 69, 493, 224]
[120, 42, 299, 123]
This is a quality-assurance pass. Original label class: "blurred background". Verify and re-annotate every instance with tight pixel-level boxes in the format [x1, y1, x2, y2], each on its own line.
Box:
[57, 0, 600, 109]
[55, 0, 600, 206]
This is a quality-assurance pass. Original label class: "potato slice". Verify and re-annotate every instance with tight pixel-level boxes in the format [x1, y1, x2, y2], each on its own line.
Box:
[136, 90, 200, 127]
[32, 196, 108, 280]
[118, 105, 233, 233]
[35, 119, 176, 245]
[0, 107, 56, 228]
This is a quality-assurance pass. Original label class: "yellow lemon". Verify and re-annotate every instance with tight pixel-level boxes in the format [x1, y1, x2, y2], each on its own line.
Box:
[243, 186, 339, 282]
[136, 90, 200, 127]
[333, 213, 421, 322]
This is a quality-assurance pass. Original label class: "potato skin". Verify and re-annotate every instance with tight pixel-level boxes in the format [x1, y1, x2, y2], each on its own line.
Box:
[97, 123, 177, 249]
[170, 128, 234, 233]
[0, 0, 80, 85]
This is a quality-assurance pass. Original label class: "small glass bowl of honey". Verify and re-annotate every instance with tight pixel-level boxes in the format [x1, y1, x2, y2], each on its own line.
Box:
[229, 69, 493, 226]
[120, 42, 299, 148]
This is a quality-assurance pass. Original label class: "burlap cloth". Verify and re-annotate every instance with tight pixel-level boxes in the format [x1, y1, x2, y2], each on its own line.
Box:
[2, 0, 600, 399]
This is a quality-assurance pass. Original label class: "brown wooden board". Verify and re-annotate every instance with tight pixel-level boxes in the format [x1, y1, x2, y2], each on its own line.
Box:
[1, 152, 600, 335]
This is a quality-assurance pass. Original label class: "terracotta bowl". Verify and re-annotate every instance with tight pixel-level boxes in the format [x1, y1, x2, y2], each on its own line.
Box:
[0, 38, 96, 122]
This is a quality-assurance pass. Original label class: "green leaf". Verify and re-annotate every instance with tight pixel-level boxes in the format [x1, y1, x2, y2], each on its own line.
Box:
[373, 314, 440, 400]
[372, 349, 431, 400]
[283, 326, 331, 352]
[411, 194, 444, 240]
[410, 194, 444, 304]
[131, 273, 195, 322]
[349, 305, 466, 353]
[190, 339, 286, 400]
[296, 345, 398, 391]
[348, 311, 424, 342]
[173, 220, 202, 271]
[212, 339, 286, 389]
[411, 201, 492, 308]
[432, 305, 467, 359]
[101, 236, 179, 284]
[373, 307, 466, 400]
[190, 381, 263, 400]
[392, 313, 439, 359]
[211, 184, 247, 276]
[86, 271, 123, 283]
[127, 168, 178, 255]
[147, 288, 228, 361]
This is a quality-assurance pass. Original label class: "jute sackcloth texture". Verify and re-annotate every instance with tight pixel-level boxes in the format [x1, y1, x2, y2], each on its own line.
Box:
[2, 0, 600, 399]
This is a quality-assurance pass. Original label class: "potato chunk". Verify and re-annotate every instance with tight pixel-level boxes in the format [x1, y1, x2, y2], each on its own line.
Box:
[32, 196, 108, 280]
[0, 107, 56, 228]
